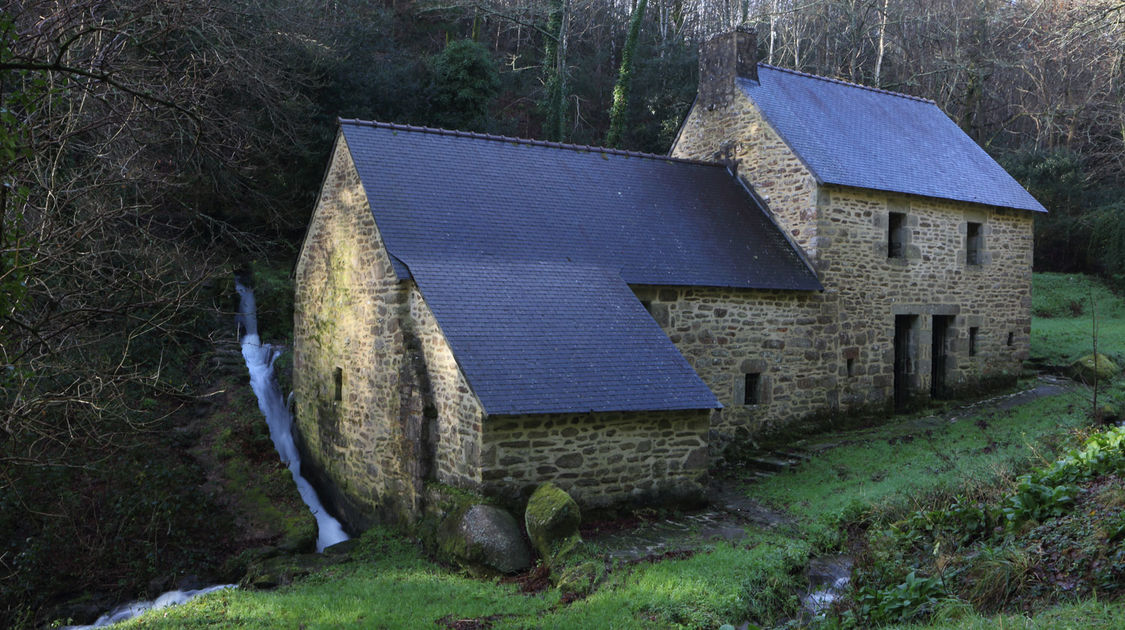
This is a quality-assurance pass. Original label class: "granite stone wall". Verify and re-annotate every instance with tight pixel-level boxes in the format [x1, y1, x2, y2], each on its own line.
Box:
[667, 83, 1034, 440]
[480, 410, 711, 509]
[293, 137, 426, 528]
[408, 285, 485, 490]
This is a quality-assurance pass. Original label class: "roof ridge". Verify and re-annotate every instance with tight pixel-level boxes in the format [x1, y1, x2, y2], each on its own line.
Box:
[337, 118, 722, 167]
[757, 63, 935, 104]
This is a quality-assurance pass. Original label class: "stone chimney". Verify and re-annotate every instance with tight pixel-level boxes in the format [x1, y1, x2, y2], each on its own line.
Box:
[698, 29, 758, 109]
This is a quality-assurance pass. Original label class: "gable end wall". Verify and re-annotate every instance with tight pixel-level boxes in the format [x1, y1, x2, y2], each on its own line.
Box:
[672, 89, 821, 259]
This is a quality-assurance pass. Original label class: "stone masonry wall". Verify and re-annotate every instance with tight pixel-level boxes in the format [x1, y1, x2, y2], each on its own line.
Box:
[480, 410, 711, 509]
[819, 186, 1033, 398]
[293, 137, 426, 529]
[633, 286, 835, 438]
[669, 87, 1035, 440]
[408, 286, 485, 490]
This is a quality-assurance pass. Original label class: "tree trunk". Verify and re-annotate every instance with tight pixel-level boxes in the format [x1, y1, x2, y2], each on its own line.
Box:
[606, 0, 648, 148]
[542, 0, 571, 142]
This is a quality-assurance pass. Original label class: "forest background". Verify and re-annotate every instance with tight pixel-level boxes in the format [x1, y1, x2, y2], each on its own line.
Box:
[0, 0, 1123, 626]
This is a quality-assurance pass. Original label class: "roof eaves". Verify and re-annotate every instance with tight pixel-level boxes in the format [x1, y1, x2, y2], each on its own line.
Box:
[821, 182, 1047, 214]
[757, 63, 935, 104]
[484, 400, 723, 417]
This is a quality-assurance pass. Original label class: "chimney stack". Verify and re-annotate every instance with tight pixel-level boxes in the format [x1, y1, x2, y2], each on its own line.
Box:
[698, 29, 758, 108]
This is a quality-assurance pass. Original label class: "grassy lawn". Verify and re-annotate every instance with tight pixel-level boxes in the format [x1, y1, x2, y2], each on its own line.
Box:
[1031, 273, 1125, 367]
[745, 387, 1095, 538]
[888, 598, 1125, 629]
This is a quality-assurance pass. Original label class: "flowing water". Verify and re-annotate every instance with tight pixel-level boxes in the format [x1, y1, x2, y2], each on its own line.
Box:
[64, 585, 237, 629]
[64, 281, 348, 628]
[235, 280, 348, 553]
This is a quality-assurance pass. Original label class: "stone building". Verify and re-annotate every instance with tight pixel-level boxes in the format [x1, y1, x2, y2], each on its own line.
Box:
[292, 31, 1044, 529]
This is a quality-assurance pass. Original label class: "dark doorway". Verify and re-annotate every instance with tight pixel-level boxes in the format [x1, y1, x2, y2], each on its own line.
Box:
[932, 316, 953, 399]
[894, 315, 917, 411]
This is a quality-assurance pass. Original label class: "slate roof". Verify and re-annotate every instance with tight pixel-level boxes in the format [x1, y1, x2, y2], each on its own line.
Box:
[338, 120, 822, 415]
[408, 260, 720, 414]
[741, 65, 1047, 213]
[340, 120, 822, 290]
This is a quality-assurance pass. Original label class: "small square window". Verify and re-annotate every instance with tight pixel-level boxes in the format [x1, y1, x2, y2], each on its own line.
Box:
[968, 327, 979, 356]
[743, 373, 761, 405]
[966, 222, 983, 265]
[888, 212, 907, 259]
[333, 366, 343, 402]
[1007, 331, 1014, 346]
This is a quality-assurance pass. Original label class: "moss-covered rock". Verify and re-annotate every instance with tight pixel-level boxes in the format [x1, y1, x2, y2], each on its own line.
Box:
[437, 504, 531, 575]
[1070, 353, 1120, 384]
[524, 483, 582, 565]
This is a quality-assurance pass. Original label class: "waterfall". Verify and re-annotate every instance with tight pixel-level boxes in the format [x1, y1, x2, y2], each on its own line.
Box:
[64, 280, 348, 629]
[235, 280, 348, 553]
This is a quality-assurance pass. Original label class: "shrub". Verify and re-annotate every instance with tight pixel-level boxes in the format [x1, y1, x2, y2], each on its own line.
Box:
[852, 570, 947, 625]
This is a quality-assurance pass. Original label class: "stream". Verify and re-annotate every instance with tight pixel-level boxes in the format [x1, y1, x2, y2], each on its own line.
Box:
[64, 281, 348, 628]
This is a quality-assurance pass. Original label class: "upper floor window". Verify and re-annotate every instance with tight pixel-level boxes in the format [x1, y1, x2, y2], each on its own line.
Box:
[888, 212, 907, 259]
[966, 222, 983, 265]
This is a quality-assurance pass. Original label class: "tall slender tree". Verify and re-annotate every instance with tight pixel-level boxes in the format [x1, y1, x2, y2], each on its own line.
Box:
[606, 0, 648, 148]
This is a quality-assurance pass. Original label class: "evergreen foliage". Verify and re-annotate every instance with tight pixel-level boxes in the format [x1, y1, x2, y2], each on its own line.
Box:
[429, 40, 501, 132]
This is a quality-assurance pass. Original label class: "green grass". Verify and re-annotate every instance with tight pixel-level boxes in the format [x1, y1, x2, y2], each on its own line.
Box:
[117, 529, 554, 628]
[888, 598, 1125, 629]
[528, 532, 808, 629]
[1031, 272, 1125, 366]
[744, 387, 1094, 537]
[117, 529, 810, 629]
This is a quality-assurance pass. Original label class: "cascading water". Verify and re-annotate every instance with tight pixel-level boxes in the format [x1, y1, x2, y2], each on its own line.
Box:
[235, 280, 348, 552]
[64, 585, 237, 629]
[64, 281, 348, 629]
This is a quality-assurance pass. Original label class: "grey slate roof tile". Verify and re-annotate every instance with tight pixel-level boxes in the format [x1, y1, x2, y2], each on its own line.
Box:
[742, 65, 1047, 213]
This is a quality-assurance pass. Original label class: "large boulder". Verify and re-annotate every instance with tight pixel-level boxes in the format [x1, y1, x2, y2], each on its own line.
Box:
[524, 483, 582, 565]
[1070, 353, 1120, 384]
[438, 504, 531, 575]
